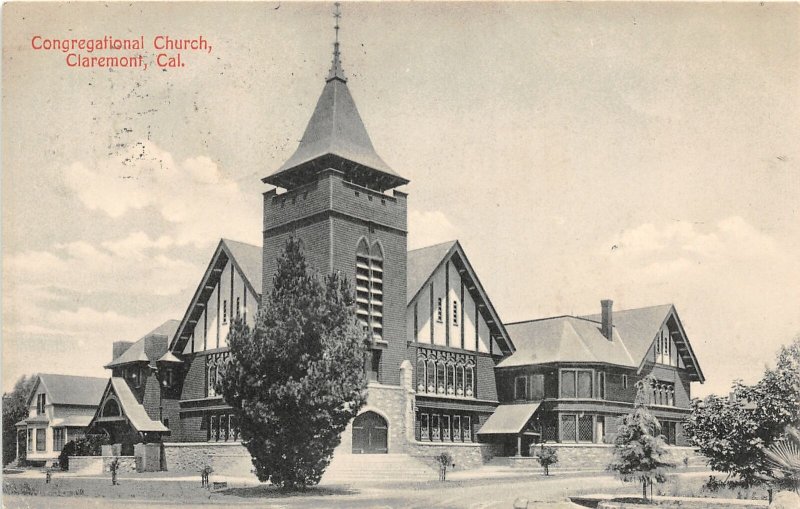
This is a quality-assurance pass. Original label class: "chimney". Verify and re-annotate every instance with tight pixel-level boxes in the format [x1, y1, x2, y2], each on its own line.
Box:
[144, 334, 168, 366]
[112, 341, 134, 361]
[601, 299, 613, 340]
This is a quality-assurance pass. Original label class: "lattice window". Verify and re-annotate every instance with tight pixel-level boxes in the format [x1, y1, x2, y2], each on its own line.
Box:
[463, 415, 472, 442]
[578, 415, 594, 442]
[420, 413, 430, 441]
[447, 364, 455, 395]
[416, 359, 426, 393]
[206, 352, 229, 398]
[442, 415, 451, 441]
[431, 414, 440, 440]
[453, 415, 462, 442]
[561, 415, 577, 442]
[456, 365, 465, 396]
[465, 366, 474, 397]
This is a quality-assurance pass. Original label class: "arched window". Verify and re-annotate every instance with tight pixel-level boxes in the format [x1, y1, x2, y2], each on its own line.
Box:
[426, 359, 436, 393]
[102, 399, 120, 417]
[416, 358, 426, 393]
[456, 365, 465, 396]
[436, 362, 446, 394]
[355, 240, 384, 343]
[208, 365, 217, 397]
[446, 363, 455, 395]
[465, 366, 474, 397]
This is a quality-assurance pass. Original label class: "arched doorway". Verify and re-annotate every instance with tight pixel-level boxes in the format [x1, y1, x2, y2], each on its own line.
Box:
[352, 411, 388, 454]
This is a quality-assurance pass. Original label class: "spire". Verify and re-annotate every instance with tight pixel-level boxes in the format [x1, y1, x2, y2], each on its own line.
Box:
[327, 2, 347, 82]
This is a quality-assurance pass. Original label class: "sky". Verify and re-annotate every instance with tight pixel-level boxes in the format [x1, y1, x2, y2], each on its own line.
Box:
[3, 2, 799, 398]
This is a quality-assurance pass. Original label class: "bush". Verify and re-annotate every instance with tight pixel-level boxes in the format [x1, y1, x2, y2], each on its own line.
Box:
[533, 444, 558, 476]
[435, 452, 454, 481]
[58, 435, 109, 470]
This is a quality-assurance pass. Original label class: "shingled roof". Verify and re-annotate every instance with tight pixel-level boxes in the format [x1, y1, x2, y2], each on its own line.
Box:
[27, 374, 108, 407]
[263, 40, 407, 191]
[105, 320, 180, 368]
[500, 304, 704, 382]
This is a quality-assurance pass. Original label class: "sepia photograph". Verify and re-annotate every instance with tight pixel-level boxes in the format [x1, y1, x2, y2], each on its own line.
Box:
[2, 2, 799, 508]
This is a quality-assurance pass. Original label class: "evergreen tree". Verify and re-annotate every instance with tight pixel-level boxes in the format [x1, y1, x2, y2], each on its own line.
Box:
[2, 375, 36, 466]
[607, 376, 674, 501]
[219, 238, 369, 489]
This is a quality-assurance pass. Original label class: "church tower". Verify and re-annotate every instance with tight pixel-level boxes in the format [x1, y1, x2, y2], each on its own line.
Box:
[261, 7, 409, 386]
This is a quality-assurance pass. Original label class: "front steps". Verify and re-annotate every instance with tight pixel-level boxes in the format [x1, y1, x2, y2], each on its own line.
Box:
[321, 453, 437, 484]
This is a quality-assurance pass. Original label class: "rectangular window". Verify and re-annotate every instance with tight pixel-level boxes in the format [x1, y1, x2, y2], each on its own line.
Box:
[442, 415, 451, 441]
[436, 298, 443, 322]
[36, 428, 45, 451]
[431, 414, 440, 441]
[53, 428, 65, 452]
[463, 415, 472, 442]
[231, 414, 240, 441]
[530, 374, 545, 400]
[210, 415, 219, 442]
[622, 374, 629, 389]
[36, 394, 46, 415]
[561, 415, 577, 442]
[420, 413, 430, 441]
[27, 429, 32, 451]
[222, 300, 228, 325]
[577, 371, 593, 398]
[560, 371, 576, 398]
[236, 297, 241, 319]
[453, 301, 459, 326]
[453, 415, 462, 442]
[597, 372, 606, 399]
[578, 415, 594, 442]
[514, 376, 527, 401]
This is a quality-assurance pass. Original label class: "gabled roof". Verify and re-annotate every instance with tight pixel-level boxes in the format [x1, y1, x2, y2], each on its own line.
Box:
[406, 240, 514, 354]
[263, 51, 407, 191]
[26, 374, 108, 407]
[91, 378, 168, 433]
[501, 304, 704, 382]
[105, 320, 180, 368]
[169, 238, 262, 353]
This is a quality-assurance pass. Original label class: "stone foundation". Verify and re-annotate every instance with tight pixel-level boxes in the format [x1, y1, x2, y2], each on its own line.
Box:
[408, 441, 502, 471]
[163, 442, 253, 476]
[507, 445, 707, 470]
[70, 456, 137, 475]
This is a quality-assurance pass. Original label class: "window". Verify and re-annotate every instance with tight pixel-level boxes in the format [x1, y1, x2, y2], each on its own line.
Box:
[36, 429, 45, 451]
[236, 297, 241, 319]
[561, 415, 577, 442]
[446, 364, 455, 395]
[426, 359, 436, 393]
[530, 374, 545, 400]
[27, 430, 32, 452]
[463, 415, 472, 442]
[356, 240, 384, 342]
[515, 376, 527, 401]
[53, 428, 64, 452]
[622, 374, 629, 389]
[208, 365, 217, 397]
[416, 359, 426, 393]
[211, 415, 219, 441]
[453, 415, 461, 441]
[36, 394, 46, 415]
[420, 413, 430, 440]
[436, 362, 446, 394]
[560, 369, 593, 398]
[442, 415, 451, 441]
[436, 298, 443, 322]
[456, 366, 464, 396]
[453, 301, 459, 326]
[597, 372, 606, 399]
[222, 300, 228, 325]
[578, 415, 594, 442]
[465, 366, 474, 397]
[431, 414, 440, 440]
[417, 411, 472, 443]
[102, 399, 121, 417]
[663, 421, 677, 445]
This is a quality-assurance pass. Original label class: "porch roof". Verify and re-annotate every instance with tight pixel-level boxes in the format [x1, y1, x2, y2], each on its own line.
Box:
[476, 403, 541, 435]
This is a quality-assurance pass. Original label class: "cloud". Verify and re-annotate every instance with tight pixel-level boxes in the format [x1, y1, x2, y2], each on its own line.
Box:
[585, 216, 800, 396]
[62, 140, 261, 247]
[408, 209, 459, 250]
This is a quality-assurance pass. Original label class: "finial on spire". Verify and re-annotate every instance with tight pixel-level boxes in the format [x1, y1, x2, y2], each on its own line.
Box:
[327, 2, 347, 82]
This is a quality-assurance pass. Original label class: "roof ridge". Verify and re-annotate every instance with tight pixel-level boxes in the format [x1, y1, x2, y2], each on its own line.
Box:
[221, 237, 261, 249]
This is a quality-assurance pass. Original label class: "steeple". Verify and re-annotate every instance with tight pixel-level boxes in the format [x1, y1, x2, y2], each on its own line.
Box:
[326, 3, 346, 82]
[263, 4, 408, 192]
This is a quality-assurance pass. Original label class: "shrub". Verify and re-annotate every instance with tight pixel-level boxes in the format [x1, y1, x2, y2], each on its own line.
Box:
[533, 444, 558, 476]
[58, 434, 109, 470]
[435, 452, 454, 481]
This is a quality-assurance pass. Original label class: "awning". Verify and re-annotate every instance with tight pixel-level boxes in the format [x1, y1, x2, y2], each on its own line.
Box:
[477, 403, 540, 435]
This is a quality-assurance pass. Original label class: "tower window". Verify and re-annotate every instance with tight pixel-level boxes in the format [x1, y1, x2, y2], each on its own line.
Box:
[356, 240, 384, 343]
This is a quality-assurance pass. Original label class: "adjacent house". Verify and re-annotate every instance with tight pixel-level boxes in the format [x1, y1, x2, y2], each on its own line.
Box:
[15, 374, 107, 465]
[480, 301, 705, 456]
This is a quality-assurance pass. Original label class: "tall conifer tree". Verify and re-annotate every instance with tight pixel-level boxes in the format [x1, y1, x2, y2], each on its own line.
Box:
[219, 238, 369, 489]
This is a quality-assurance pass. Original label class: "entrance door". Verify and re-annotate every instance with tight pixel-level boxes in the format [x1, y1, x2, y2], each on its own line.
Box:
[352, 411, 388, 454]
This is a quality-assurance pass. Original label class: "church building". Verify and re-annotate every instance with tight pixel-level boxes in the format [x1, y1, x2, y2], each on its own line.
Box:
[85, 13, 705, 474]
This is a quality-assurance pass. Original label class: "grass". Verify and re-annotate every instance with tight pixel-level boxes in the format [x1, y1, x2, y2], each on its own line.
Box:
[652, 475, 770, 501]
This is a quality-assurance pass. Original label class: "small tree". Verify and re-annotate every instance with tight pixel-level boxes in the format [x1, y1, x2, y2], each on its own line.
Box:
[763, 425, 800, 494]
[608, 377, 674, 501]
[2, 375, 37, 466]
[219, 238, 369, 490]
[533, 444, 558, 476]
[435, 452, 454, 481]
